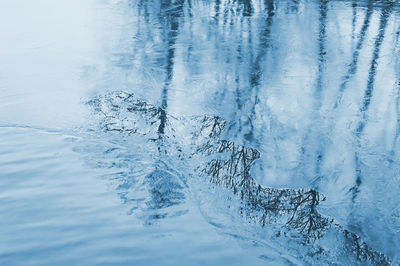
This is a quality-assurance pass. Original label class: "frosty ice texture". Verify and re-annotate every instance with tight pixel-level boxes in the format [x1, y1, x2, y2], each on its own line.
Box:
[88, 91, 390, 265]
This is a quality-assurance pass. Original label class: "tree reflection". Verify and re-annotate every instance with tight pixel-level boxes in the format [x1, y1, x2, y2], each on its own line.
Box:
[94, 0, 400, 261]
[296, 0, 328, 189]
[334, 0, 374, 109]
[89, 91, 391, 264]
[351, 1, 393, 200]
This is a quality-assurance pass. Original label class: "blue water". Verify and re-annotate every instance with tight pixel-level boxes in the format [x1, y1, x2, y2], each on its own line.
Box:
[1, 0, 400, 265]
[0, 126, 277, 265]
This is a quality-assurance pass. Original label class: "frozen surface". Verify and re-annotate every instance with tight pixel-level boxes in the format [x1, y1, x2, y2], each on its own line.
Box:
[1, 0, 400, 265]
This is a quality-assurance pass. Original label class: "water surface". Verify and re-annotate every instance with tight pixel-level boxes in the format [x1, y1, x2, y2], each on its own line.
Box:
[1, 0, 400, 264]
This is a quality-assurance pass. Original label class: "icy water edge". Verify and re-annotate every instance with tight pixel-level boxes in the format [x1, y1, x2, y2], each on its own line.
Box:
[1, 0, 400, 265]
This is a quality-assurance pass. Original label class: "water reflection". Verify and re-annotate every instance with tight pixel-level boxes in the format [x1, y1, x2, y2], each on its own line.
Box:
[87, 0, 400, 263]
[86, 93, 189, 226]
[352, 1, 393, 200]
[296, 0, 328, 190]
[334, 0, 373, 109]
[88, 91, 390, 264]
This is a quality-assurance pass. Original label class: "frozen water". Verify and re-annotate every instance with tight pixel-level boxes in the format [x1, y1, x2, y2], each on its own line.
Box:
[1, 0, 400, 265]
